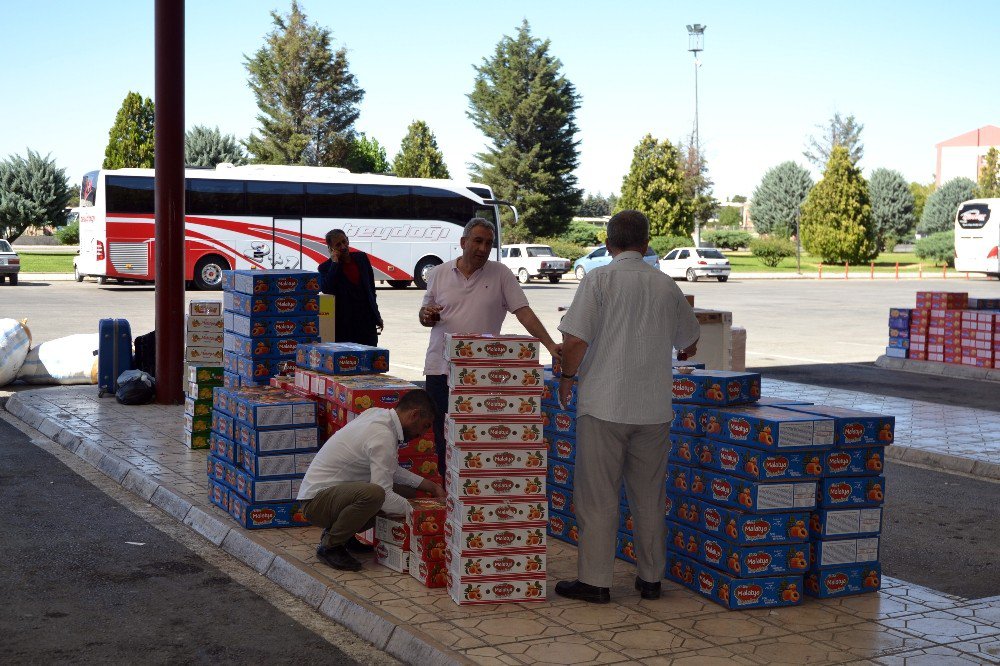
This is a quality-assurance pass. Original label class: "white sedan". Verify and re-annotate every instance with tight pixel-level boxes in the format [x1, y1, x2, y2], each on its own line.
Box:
[660, 247, 731, 282]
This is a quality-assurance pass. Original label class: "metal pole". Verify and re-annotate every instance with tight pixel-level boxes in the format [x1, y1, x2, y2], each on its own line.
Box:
[795, 211, 801, 274]
[154, 0, 185, 404]
[693, 54, 700, 247]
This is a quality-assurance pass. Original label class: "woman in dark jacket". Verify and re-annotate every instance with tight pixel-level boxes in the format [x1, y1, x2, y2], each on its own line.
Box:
[317, 229, 383, 346]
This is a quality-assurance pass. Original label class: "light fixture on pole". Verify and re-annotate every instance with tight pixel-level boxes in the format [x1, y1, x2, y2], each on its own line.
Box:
[686, 23, 706, 246]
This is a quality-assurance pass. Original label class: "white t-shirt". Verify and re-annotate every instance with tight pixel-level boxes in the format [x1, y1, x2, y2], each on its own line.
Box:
[421, 259, 530, 375]
[297, 408, 423, 516]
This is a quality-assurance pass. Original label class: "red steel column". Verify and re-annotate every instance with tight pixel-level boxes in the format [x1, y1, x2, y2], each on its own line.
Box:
[154, 0, 185, 404]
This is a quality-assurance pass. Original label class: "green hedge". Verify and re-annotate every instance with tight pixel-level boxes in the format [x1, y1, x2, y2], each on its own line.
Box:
[750, 236, 796, 267]
[702, 229, 751, 251]
[915, 231, 954, 267]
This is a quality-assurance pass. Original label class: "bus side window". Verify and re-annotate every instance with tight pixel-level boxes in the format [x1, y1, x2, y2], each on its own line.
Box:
[357, 184, 411, 219]
[305, 183, 355, 217]
[188, 179, 246, 216]
[246, 181, 304, 217]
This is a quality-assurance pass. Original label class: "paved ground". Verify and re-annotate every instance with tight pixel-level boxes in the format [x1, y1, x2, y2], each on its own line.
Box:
[0, 413, 394, 665]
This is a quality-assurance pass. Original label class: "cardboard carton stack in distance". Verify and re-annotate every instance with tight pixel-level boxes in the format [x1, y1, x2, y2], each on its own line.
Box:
[890, 291, 999, 367]
[443, 334, 547, 605]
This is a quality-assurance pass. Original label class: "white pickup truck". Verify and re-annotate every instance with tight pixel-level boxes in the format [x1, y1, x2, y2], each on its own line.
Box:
[500, 244, 571, 284]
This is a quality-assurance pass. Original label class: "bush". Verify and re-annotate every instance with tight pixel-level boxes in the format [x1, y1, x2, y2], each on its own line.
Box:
[914, 231, 954, 267]
[750, 236, 796, 267]
[702, 229, 751, 251]
[564, 219, 601, 246]
[717, 206, 742, 229]
[534, 237, 590, 263]
[55, 220, 79, 245]
[649, 235, 692, 257]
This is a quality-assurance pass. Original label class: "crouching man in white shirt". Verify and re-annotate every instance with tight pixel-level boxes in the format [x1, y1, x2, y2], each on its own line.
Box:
[297, 389, 446, 571]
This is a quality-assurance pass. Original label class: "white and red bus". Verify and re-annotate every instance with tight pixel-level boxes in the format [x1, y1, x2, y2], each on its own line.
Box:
[954, 199, 1000, 279]
[74, 164, 503, 289]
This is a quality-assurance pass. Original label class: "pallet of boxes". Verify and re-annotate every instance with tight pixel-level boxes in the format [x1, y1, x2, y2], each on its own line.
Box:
[443, 334, 548, 604]
[665, 369, 890, 608]
[183, 300, 225, 449]
[206, 269, 323, 530]
[887, 291, 1000, 368]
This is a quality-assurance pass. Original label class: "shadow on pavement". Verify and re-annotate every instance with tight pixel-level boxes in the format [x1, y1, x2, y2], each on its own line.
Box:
[752, 362, 1000, 412]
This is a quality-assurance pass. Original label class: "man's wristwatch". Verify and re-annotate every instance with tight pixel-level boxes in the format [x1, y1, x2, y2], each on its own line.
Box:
[560, 372, 577, 381]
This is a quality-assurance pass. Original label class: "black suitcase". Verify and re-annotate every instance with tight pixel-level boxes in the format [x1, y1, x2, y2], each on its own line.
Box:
[98, 318, 133, 397]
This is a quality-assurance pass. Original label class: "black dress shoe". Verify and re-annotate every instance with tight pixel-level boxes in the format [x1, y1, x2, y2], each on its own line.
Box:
[345, 536, 374, 553]
[316, 544, 363, 571]
[635, 576, 661, 600]
[554, 579, 611, 604]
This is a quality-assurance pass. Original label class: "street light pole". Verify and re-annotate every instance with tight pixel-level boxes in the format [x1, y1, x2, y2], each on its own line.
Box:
[687, 24, 706, 247]
[795, 208, 802, 274]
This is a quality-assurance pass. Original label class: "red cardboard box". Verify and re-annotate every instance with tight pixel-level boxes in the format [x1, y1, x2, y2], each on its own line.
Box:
[409, 557, 448, 588]
[410, 533, 448, 561]
[444, 333, 541, 363]
[408, 498, 447, 536]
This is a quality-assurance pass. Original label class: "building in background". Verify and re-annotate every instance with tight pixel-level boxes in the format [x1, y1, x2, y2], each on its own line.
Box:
[936, 125, 1000, 186]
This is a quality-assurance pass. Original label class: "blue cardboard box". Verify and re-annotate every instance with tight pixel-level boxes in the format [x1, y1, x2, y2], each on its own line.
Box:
[666, 552, 804, 609]
[677, 497, 810, 545]
[545, 430, 576, 463]
[543, 406, 578, 438]
[223, 290, 320, 316]
[224, 311, 321, 339]
[223, 269, 321, 296]
[809, 507, 883, 539]
[211, 411, 235, 440]
[547, 511, 578, 546]
[671, 369, 762, 406]
[822, 447, 885, 476]
[888, 307, 912, 330]
[666, 519, 811, 577]
[805, 563, 881, 598]
[700, 440, 822, 481]
[208, 478, 230, 512]
[819, 476, 885, 508]
[541, 367, 578, 409]
[669, 433, 702, 465]
[704, 406, 835, 450]
[548, 486, 575, 517]
[210, 431, 238, 465]
[615, 531, 637, 564]
[780, 405, 895, 447]
[547, 459, 575, 489]
[223, 370, 243, 389]
[810, 536, 880, 570]
[296, 342, 390, 375]
[238, 444, 314, 479]
[671, 405, 712, 436]
[230, 388, 316, 430]
[229, 493, 311, 529]
[692, 469, 817, 513]
[234, 422, 320, 454]
[224, 331, 317, 359]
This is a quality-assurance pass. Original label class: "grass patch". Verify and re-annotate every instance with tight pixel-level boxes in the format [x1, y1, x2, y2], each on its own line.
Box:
[18, 252, 76, 273]
[726, 251, 939, 273]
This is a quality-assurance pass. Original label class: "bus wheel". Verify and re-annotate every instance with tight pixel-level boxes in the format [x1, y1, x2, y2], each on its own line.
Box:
[98, 276, 108, 285]
[414, 258, 441, 290]
[194, 255, 229, 291]
[388, 280, 411, 289]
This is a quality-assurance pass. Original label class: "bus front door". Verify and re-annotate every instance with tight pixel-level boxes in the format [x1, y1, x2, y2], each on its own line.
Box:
[272, 218, 303, 269]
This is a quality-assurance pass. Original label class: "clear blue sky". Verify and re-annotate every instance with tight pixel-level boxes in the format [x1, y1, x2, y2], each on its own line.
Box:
[3, 1, 997, 202]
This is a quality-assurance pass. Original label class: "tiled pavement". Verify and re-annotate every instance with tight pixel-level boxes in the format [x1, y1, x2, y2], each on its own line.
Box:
[6, 380, 1000, 665]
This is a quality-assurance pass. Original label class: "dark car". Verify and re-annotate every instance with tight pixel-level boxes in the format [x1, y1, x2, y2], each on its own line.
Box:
[0, 239, 20, 285]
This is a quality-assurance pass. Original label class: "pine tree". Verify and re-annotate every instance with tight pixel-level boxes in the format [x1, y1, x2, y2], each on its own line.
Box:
[868, 168, 916, 251]
[244, 1, 363, 166]
[467, 20, 582, 238]
[680, 133, 716, 229]
[909, 181, 936, 229]
[185, 125, 247, 167]
[344, 133, 390, 174]
[803, 112, 864, 169]
[977, 147, 1000, 198]
[393, 120, 450, 179]
[103, 91, 155, 169]
[918, 177, 976, 235]
[615, 134, 693, 237]
[800, 146, 876, 263]
[748, 161, 813, 238]
[0, 150, 73, 242]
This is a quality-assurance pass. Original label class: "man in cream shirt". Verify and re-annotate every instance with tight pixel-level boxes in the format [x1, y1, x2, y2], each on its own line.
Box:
[298, 389, 445, 571]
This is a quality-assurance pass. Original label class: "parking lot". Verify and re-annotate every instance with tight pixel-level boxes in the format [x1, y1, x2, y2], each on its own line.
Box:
[5, 275, 999, 383]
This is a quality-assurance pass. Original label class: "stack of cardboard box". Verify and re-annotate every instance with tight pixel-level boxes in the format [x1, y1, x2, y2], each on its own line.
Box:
[183, 364, 222, 449]
[442, 334, 548, 605]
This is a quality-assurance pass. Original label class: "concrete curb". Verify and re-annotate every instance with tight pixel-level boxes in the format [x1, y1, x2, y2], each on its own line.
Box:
[886, 444, 1000, 482]
[4, 390, 469, 666]
[876, 355, 1000, 383]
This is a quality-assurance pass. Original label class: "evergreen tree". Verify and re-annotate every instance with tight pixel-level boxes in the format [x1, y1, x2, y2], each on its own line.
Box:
[0, 150, 73, 242]
[244, 1, 364, 166]
[103, 91, 155, 169]
[800, 146, 876, 263]
[467, 20, 582, 238]
[392, 120, 449, 178]
[185, 125, 248, 167]
[918, 177, 976, 235]
[868, 168, 916, 251]
[577, 192, 613, 217]
[748, 161, 813, 238]
[680, 133, 717, 229]
[717, 206, 742, 229]
[616, 134, 693, 237]
[345, 133, 390, 174]
[803, 112, 864, 169]
[909, 181, 936, 230]
[977, 147, 1000, 198]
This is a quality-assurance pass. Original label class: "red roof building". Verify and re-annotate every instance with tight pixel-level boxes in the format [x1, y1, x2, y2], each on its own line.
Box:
[935, 125, 1000, 186]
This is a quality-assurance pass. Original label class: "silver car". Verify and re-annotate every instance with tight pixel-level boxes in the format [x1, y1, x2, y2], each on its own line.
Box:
[0, 239, 20, 285]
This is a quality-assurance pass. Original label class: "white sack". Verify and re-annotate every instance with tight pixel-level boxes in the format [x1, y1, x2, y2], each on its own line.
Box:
[0, 318, 32, 387]
[17, 333, 99, 385]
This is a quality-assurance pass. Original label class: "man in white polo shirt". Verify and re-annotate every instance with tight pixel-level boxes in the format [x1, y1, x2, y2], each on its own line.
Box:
[418, 218, 562, 478]
[298, 389, 445, 571]
[555, 210, 700, 603]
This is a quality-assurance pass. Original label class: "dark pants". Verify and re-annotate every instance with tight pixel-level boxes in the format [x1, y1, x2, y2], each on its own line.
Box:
[425, 374, 449, 478]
